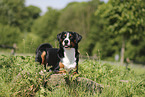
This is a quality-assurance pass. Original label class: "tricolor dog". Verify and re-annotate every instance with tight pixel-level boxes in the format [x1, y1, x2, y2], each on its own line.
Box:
[57, 31, 82, 73]
[35, 31, 82, 74]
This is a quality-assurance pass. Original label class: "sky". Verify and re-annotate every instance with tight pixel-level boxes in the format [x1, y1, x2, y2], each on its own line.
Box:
[25, 0, 108, 14]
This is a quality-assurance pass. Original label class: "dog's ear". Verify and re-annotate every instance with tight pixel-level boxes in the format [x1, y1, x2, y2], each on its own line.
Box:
[74, 32, 82, 43]
[57, 32, 64, 42]
[57, 33, 61, 42]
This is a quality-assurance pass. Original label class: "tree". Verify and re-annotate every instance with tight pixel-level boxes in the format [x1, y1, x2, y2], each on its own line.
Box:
[126, 34, 145, 62]
[31, 7, 60, 46]
[58, 2, 89, 35]
[58, 0, 102, 54]
[0, 0, 41, 31]
[96, 0, 145, 64]
[0, 0, 41, 53]
[0, 24, 21, 45]
[21, 5, 41, 32]
[0, 0, 25, 26]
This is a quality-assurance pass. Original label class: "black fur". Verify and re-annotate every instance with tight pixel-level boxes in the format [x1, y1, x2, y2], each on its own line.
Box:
[35, 43, 52, 64]
[57, 31, 82, 58]
[57, 31, 82, 73]
[35, 31, 82, 73]
[35, 43, 60, 72]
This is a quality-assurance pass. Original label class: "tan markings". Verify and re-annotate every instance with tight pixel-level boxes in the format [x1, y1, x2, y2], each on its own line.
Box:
[56, 70, 66, 74]
[75, 65, 78, 69]
[71, 42, 75, 47]
[73, 72, 78, 75]
[74, 40, 76, 43]
[41, 51, 46, 65]
[59, 62, 64, 68]
[73, 65, 78, 75]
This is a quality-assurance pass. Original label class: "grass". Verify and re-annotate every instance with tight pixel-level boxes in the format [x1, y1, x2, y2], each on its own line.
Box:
[0, 55, 145, 97]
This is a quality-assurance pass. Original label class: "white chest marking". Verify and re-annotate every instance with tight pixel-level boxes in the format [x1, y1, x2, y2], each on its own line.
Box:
[62, 48, 76, 69]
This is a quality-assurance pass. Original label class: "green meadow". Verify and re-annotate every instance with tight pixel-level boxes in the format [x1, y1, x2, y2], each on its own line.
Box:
[0, 55, 144, 97]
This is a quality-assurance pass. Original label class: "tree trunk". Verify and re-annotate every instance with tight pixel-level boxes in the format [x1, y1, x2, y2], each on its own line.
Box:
[121, 36, 125, 65]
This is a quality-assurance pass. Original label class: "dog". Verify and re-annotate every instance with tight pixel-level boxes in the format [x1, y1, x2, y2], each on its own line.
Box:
[57, 31, 82, 73]
[35, 43, 60, 72]
[35, 31, 82, 74]
[35, 43, 52, 64]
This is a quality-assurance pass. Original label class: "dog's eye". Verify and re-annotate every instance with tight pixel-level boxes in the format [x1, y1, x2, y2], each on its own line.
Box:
[69, 36, 73, 39]
[63, 34, 66, 38]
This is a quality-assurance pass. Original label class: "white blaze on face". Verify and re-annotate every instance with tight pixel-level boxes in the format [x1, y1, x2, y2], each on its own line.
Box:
[62, 33, 70, 46]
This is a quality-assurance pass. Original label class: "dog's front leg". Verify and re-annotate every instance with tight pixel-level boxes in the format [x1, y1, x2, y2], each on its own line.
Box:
[41, 51, 46, 65]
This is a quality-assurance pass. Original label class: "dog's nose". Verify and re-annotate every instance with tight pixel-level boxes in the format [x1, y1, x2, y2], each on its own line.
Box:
[64, 40, 68, 44]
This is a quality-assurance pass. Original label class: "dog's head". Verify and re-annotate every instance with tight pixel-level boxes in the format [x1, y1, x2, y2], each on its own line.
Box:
[57, 31, 82, 48]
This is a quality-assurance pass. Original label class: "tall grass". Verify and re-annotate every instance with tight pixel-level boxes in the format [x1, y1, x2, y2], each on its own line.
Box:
[0, 55, 145, 96]
[79, 60, 145, 96]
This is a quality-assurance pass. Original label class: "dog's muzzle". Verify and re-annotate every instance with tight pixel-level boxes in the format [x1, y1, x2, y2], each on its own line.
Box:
[63, 39, 70, 48]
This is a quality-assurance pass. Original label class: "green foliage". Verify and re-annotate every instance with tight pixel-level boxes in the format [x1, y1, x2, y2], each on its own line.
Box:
[126, 36, 145, 62]
[79, 60, 145, 96]
[21, 5, 41, 32]
[0, 55, 52, 96]
[0, 0, 25, 26]
[18, 33, 42, 53]
[95, 0, 145, 62]
[0, 0, 41, 31]
[0, 0, 145, 62]
[0, 55, 145, 96]
[58, 0, 102, 55]
[0, 24, 21, 45]
[0, 0, 41, 53]
[96, 0, 145, 38]
[26, 5, 41, 19]
[58, 2, 89, 33]
[32, 8, 60, 41]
